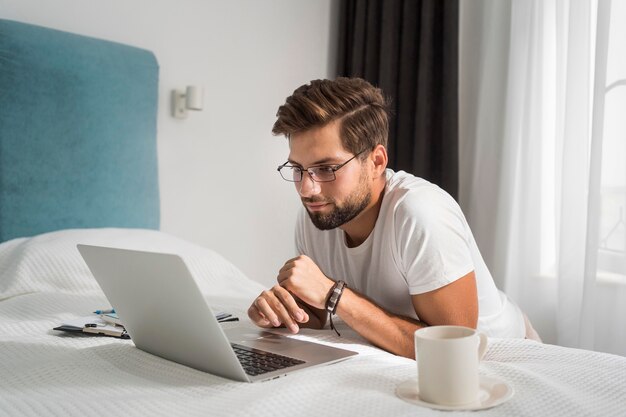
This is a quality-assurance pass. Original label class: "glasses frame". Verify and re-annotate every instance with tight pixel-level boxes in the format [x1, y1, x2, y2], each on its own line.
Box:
[277, 149, 368, 183]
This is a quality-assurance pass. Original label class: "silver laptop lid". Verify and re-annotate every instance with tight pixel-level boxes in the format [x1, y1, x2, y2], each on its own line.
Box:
[77, 244, 249, 381]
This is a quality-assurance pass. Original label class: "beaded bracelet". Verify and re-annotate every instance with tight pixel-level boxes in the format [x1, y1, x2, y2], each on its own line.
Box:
[325, 280, 347, 336]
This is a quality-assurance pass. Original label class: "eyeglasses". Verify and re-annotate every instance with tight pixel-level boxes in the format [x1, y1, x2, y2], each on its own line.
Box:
[277, 149, 368, 183]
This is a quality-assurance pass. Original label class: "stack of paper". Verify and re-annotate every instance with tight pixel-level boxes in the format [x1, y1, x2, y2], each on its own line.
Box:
[54, 316, 128, 338]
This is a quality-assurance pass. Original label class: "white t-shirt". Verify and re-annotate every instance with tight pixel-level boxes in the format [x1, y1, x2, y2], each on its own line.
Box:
[295, 169, 525, 338]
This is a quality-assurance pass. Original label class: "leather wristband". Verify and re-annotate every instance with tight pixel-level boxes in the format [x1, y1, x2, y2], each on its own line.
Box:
[325, 280, 346, 336]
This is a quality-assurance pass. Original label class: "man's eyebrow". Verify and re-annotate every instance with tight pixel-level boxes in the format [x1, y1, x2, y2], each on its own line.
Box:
[287, 157, 342, 166]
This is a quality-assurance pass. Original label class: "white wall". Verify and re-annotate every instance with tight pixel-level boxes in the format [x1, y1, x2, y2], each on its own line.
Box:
[0, 0, 339, 287]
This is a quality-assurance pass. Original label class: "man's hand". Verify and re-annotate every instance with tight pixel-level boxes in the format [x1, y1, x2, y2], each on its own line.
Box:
[247, 284, 310, 334]
[247, 255, 334, 334]
[277, 255, 335, 310]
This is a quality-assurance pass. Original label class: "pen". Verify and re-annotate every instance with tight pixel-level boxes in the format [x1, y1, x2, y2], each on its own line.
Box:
[93, 308, 115, 315]
[218, 317, 239, 323]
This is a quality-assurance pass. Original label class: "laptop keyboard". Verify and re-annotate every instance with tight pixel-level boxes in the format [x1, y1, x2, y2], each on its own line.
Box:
[231, 344, 306, 376]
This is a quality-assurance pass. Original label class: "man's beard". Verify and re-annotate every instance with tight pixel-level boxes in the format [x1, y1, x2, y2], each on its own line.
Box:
[303, 173, 372, 230]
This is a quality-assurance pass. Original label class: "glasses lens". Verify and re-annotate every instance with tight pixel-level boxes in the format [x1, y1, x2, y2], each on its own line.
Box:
[279, 166, 302, 182]
[310, 166, 336, 182]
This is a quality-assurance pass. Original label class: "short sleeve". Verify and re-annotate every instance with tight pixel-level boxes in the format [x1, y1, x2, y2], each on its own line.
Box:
[394, 188, 475, 295]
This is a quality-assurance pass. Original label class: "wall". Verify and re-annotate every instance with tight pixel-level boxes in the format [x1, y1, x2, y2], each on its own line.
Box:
[0, 0, 339, 287]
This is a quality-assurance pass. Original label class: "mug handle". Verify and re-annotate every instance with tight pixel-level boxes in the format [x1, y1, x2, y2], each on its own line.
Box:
[477, 332, 488, 360]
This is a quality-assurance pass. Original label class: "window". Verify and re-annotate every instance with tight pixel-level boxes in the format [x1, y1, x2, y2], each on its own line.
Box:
[539, 0, 626, 281]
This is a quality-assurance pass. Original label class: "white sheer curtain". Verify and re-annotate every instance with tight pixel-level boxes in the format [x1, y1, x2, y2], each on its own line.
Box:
[460, 0, 626, 355]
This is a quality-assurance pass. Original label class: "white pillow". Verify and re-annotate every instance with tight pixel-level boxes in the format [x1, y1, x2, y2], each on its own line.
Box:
[0, 228, 263, 302]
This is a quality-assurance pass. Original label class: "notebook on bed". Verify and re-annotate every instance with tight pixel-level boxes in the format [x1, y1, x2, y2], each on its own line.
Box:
[77, 244, 357, 382]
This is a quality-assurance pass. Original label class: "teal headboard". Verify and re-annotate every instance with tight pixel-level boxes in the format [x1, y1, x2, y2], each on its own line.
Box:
[0, 19, 160, 242]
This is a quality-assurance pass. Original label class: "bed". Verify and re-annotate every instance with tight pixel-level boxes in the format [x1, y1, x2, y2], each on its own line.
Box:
[1, 19, 626, 417]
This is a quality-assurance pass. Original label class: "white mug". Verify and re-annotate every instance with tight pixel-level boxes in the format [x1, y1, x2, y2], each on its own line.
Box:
[414, 325, 488, 406]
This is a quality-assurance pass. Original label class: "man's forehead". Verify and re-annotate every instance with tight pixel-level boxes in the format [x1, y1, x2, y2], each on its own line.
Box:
[287, 143, 352, 166]
[287, 123, 351, 165]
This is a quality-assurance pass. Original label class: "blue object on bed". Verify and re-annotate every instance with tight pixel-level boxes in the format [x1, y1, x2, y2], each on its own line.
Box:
[0, 19, 160, 242]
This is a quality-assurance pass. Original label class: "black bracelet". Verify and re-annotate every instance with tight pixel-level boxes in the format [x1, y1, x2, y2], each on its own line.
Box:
[325, 280, 346, 336]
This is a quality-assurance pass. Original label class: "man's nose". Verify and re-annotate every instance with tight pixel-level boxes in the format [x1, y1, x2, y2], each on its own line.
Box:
[297, 172, 320, 197]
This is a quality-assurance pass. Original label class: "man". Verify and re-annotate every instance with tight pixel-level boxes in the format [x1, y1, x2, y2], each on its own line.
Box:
[248, 78, 538, 359]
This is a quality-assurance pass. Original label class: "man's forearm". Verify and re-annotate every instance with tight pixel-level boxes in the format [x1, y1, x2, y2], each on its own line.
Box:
[336, 288, 426, 359]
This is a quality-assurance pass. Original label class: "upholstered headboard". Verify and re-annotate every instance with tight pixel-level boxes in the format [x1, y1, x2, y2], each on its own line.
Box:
[0, 19, 160, 242]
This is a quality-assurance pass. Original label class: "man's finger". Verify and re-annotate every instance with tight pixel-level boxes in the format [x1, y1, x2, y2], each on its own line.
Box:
[254, 295, 281, 327]
[273, 285, 308, 323]
[277, 260, 296, 276]
[255, 291, 299, 333]
[267, 294, 300, 333]
[247, 304, 271, 327]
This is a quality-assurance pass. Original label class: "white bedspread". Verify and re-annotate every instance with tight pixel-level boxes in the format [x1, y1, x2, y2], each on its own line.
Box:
[1, 229, 625, 417]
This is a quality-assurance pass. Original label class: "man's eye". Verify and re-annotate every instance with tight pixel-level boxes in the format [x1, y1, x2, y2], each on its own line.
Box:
[316, 166, 335, 174]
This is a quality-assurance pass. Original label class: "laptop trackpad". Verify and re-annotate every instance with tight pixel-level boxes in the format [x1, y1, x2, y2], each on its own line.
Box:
[224, 327, 279, 343]
[224, 327, 313, 356]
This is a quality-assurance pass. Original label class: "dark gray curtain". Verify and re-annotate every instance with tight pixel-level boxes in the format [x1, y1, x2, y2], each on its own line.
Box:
[337, 0, 459, 199]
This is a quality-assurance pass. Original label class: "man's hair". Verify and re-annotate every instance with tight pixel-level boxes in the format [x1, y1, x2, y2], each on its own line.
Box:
[272, 78, 389, 156]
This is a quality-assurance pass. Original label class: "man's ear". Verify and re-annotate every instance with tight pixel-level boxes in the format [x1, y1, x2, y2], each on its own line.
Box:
[370, 144, 388, 178]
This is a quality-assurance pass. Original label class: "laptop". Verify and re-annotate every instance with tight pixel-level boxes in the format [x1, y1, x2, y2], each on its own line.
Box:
[77, 244, 357, 382]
